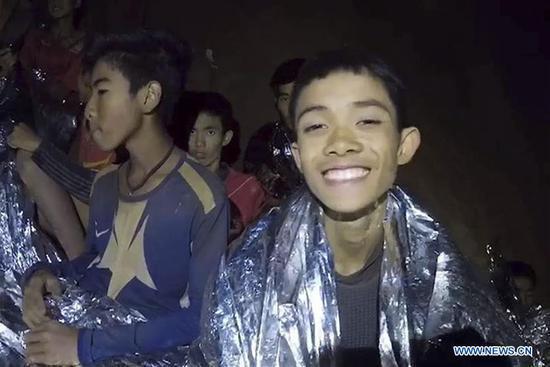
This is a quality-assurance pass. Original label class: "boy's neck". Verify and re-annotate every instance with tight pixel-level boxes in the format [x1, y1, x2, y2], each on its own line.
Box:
[125, 118, 173, 173]
[206, 157, 222, 175]
[324, 197, 387, 276]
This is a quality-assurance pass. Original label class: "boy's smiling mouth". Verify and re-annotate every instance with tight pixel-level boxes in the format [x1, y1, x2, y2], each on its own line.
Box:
[321, 166, 371, 183]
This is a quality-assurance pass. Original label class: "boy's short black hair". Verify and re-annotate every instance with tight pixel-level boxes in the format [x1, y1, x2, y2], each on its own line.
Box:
[289, 49, 408, 130]
[194, 92, 235, 133]
[507, 261, 537, 287]
[171, 92, 241, 164]
[270, 58, 306, 94]
[84, 30, 191, 123]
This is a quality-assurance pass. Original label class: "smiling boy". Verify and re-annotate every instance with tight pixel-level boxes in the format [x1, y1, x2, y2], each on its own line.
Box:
[197, 50, 523, 366]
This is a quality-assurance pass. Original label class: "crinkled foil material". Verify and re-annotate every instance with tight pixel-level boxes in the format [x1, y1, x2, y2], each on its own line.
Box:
[251, 122, 304, 201]
[28, 69, 78, 152]
[42, 279, 191, 366]
[522, 307, 550, 366]
[268, 122, 303, 199]
[0, 115, 62, 364]
[197, 187, 534, 366]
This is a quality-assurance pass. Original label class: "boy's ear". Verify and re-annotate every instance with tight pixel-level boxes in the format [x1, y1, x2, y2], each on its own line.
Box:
[139, 81, 162, 114]
[222, 130, 234, 147]
[291, 142, 303, 173]
[397, 127, 421, 165]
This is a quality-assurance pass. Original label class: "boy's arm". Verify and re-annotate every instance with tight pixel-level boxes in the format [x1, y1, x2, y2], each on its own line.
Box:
[77, 198, 229, 364]
[32, 140, 96, 203]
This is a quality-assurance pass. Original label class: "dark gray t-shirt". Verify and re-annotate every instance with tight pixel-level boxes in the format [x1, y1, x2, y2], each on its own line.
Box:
[335, 244, 382, 365]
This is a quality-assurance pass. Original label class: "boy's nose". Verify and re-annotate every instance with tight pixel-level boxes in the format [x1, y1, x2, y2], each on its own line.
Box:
[195, 134, 206, 147]
[84, 97, 96, 123]
[323, 126, 363, 156]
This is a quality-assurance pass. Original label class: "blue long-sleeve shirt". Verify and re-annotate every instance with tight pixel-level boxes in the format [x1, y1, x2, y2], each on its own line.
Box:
[28, 152, 229, 364]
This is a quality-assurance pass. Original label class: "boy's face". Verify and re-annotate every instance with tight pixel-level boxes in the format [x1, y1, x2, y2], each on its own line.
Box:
[188, 112, 232, 169]
[275, 82, 294, 129]
[85, 61, 143, 151]
[512, 276, 535, 306]
[292, 70, 420, 215]
[48, 0, 75, 19]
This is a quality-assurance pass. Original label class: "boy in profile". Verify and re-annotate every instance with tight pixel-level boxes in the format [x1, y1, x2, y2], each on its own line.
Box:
[19, 31, 228, 365]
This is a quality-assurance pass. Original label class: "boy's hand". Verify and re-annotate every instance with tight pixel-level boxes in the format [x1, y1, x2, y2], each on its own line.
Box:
[22, 270, 61, 328]
[7, 124, 42, 153]
[25, 320, 80, 366]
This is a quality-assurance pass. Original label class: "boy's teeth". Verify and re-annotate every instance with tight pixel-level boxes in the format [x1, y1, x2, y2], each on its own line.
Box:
[324, 168, 369, 180]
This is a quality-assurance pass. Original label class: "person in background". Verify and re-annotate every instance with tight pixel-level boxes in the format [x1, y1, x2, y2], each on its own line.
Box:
[19, 0, 115, 167]
[173, 91, 266, 240]
[243, 58, 305, 206]
[507, 260, 537, 308]
[19, 0, 85, 98]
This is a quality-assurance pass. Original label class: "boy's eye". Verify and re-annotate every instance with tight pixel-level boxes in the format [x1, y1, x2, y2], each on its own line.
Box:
[189, 129, 196, 135]
[357, 119, 381, 126]
[207, 129, 217, 136]
[303, 123, 326, 133]
[97, 89, 108, 96]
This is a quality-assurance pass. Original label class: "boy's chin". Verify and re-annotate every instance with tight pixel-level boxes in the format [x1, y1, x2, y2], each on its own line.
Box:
[92, 135, 123, 153]
[319, 194, 388, 221]
[93, 139, 118, 153]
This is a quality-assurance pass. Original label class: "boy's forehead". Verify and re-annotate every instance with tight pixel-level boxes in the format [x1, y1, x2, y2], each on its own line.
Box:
[91, 60, 126, 85]
[297, 70, 394, 114]
[195, 112, 223, 129]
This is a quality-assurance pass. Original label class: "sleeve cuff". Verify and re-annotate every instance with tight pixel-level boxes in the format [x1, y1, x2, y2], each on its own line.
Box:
[31, 140, 52, 165]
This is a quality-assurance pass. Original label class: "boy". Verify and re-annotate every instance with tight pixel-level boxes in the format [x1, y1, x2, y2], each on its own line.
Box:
[20, 31, 228, 365]
[178, 92, 265, 237]
[243, 58, 305, 204]
[507, 260, 537, 308]
[8, 32, 189, 255]
[197, 50, 524, 366]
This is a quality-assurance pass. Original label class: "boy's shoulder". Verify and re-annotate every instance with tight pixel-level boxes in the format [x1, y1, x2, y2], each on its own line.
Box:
[173, 155, 226, 214]
[90, 156, 226, 214]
